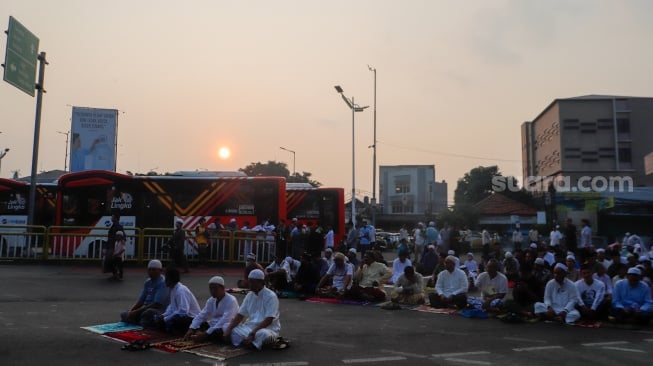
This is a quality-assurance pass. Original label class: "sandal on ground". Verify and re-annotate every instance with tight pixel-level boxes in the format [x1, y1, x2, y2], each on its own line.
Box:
[121, 340, 151, 351]
[272, 337, 290, 350]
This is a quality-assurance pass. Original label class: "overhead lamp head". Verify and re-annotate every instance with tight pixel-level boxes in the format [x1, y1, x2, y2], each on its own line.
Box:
[334, 85, 343, 93]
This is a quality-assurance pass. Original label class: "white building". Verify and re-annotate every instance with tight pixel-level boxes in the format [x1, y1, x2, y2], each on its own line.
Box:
[379, 165, 447, 216]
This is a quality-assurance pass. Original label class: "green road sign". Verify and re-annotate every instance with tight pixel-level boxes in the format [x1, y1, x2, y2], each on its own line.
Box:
[3, 16, 39, 96]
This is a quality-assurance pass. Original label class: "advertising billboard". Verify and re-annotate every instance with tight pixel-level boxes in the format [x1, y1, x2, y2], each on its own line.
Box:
[70, 107, 118, 172]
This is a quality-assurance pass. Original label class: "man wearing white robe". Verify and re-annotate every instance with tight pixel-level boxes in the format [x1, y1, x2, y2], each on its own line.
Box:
[534, 263, 581, 324]
[158, 268, 202, 333]
[184, 276, 239, 342]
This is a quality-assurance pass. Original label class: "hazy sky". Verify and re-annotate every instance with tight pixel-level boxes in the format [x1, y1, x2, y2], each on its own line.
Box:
[1, 0, 653, 204]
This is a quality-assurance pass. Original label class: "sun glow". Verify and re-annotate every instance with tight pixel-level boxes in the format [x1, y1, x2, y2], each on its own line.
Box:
[218, 147, 231, 159]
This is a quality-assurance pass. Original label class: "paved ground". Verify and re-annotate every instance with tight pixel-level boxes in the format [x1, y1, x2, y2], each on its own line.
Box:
[1, 261, 652, 366]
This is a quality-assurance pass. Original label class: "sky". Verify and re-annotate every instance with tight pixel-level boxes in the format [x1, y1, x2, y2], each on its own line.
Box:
[1, 0, 653, 205]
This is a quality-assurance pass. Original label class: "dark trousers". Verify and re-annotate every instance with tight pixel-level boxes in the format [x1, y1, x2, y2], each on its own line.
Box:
[347, 285, 386, 302]
[171, 249, 189, 272]
[429, 293, 467, 309]
[610, 308, 652, 325]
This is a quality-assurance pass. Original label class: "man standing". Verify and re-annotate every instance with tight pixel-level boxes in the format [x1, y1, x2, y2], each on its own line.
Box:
[224, 269, 282, 350]
[549, 225, 562, 248]
[184, 276, 239, 343]
[157, 268, 201, 334]
[104, 214, 124, 275]
[169, 219, 189, 273]
[429, 255, 469, 309]
[534, 263, 581, 324]
[194, 217, 210, 266]
[358, 220, 372, 258]
[512, 225, 523, 252]
[413, 222, 425, 263]
[120, 259, 170, 327]
[579, 219, 593, 262]
[563, 218, 577, 254]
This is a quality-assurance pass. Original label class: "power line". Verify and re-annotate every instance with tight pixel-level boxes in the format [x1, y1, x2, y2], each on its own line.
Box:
[377, 140, 522, 163]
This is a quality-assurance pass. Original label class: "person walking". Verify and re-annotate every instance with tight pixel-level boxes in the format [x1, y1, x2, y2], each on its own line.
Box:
[169, 219, 189, 273]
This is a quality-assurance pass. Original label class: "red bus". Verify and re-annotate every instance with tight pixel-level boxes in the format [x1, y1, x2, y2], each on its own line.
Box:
[54, 170, 286, 260]
[285, 183, 345, 245]
[0, 178, 56, 256]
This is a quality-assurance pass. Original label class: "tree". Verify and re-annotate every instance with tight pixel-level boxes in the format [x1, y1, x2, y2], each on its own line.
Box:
[454, 166, 501, 206]
[239, 160, 321, 186]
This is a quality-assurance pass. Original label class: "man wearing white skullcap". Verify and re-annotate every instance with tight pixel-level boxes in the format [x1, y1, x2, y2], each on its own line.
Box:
[610, 266, 652, 325]
[429, 255, 469, 309]
[224, 269, 282, 350]
[120, 259, 170, 327]
[184, 276, 239, 343]
[534, 262, 581, 324]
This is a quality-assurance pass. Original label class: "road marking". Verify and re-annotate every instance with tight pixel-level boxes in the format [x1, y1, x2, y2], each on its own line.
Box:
[513, 346, 563, 352]
[380, 349, 430, 358]
[644, 339, 653, 342]
[342, 356, 406, 364]
[582, 341, 629, 347]
[313, 340, 355, 348]
[602, 346, 646, 353]
[444, 358, 492, 365]
[431, 351, 490, 358]
[502, 336, 546, 343]
[240, 363, 309, 366]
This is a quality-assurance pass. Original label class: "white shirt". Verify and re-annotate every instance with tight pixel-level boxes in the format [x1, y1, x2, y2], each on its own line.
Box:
[325, 230, 334, 248]
[575, 279, 605, 311]
[238, 287, 280, 332]
[543, 278, 580, 313]
[190, 293, 240, 334]
[391, 258, 413, 283]
[162, 282, 202, 322]
[512, 231, 523, 243]
[266, 261, 291, 282]
[550, 230, 562, 246]
[435, 268, 468, 297]
[481, 230, 491, 245]
[580, 226, 592, 248]
[414, 228, 424, 246]
[593, 273, 613, 295]
[543, 252, 555, 266]
[327, 262, 354, 291]
[474, 271, 508, 300]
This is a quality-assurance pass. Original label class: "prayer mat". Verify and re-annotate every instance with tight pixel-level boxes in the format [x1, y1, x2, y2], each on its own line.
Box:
[411, 305, 460, 315]
[81, 322, 143, 334]
[183, 343, 251, 360]
[375, 301, 420, 310]
[226, 287, 250, 294]
[305, 297, 369, 306]
[152, 338, 212, 353]
[573, 320, 602, 328]
[103, 328, 172, 344]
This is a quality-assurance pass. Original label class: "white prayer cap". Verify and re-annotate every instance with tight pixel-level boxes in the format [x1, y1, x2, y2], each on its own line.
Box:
[248, 269, 265, 280]
[348, 248, 357, 254]
[285, 256, 294, 264]
[115, 231, 124, 237]
[246, 253, 256, 261]
[230, 218, 236, 223]
[147, 259, 163, 269]
[530, 243, 538, 249]
[596, 248, 605, 253]
[428, 245, 435, 250]
[208, 276, 225, 286]
[467, 252, 474, 257]
[325, 248, 333, 253]
[534, 258, 545, 265]
[429, 221, 435, 226]
[567, 251, 574, 256]
[445, 255, 457, 263]
[634, 244, 641, 248]
[566, 255, 576, 262]
[175, 219, 183, 225]
[554, 263, 568, 272]
[625, 232, 631, 236]
[292, 217, 298, 222]
[555, 225, 560, 229]
[418, 222, 424, 227]
[505, 251, 513, 258]
[447, 250, 455, 256]
[639, 255, 649, 263]
[627, 267, 641, 276]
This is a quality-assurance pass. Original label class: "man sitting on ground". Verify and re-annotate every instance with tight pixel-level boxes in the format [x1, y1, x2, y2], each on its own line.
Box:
[390, 266, 425, 305]
[419, 245, 439, 276]
[157, 268, 202, 334]
[120, 259, 170, 327]
[224, 269, 283, 350]
[390, 249, 412, 284]
[265, 255, 291, 292]
[472, 259, 508, 313]
[575, 263, 607, 321]
[429, 255, 469, 309]
[316, 252, 353, 298]
[348, 251, 391, 302]
[534, 263, 581, 324]
[184, 276, 239, 343]
[294, 252, 321, 296]
[611, 267, 652, 325]
[238, 253, 264, 288]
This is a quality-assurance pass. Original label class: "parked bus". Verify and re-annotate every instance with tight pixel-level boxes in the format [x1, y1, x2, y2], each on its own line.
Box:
[285, 183, 345, 245]
[0, 178, 56, 256]
[54, 170, 286, 260]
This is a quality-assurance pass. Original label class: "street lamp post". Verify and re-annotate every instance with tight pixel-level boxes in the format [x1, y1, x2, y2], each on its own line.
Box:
[0, 148, 9, 177]
[57, 130, 70, 171]
[335, 85, 368, 228]
[279, 146, 296, 177]
[368, 65, 377, 208]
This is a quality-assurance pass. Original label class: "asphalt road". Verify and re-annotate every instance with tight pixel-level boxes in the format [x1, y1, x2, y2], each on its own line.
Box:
[1, 262, 652, 366]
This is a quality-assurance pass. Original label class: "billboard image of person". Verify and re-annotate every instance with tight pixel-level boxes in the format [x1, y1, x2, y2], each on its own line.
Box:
[70, 107, 118, 172]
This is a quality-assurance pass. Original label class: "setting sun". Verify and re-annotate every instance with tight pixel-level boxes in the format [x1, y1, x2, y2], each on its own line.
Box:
[218, 147, 231, 159]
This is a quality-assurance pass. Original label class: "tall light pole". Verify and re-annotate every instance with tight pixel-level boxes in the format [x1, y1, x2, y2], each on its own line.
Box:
[57, 130, 70, 171]
[0, 148, 9, 177]
[368, 66, 377, 207]
[335, 85, 368, 228]
[279, 146, 296, 177]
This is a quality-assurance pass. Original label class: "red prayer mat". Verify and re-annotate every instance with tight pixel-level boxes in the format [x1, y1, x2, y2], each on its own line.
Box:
[183, 343, 251, 360]
[573, 320, 602, 328]
[102, 328, 172, 344]
[152, 338, 212, 353]
[304, 297, 369, 306]
[411, 305, 460, 315]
